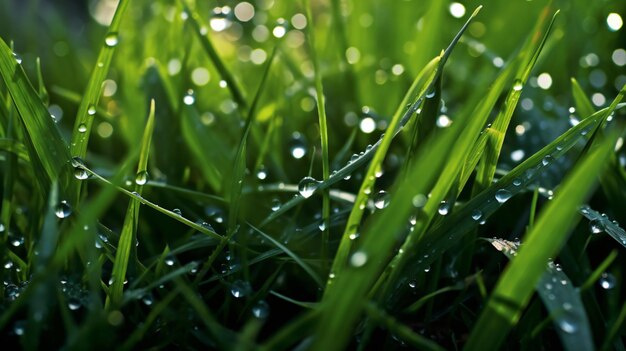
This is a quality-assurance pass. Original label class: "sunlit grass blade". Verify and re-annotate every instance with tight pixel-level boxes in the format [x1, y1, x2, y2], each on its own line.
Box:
[571, 77, 596, 119]
[474, 8, 559, 191]
[464, 131, 620, 351]
[69, 0, 129, 161]
[180, 0, 247, 111]
[107, 100, 155, 307]
[0, 37, 69, 185]
[487, 238, 593, 351]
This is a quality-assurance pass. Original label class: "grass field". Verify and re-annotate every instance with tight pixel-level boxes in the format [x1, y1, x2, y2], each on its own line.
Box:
[1, 0, 626, 349]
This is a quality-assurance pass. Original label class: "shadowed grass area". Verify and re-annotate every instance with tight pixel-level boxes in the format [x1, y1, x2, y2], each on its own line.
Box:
[1, 0, 626, 349]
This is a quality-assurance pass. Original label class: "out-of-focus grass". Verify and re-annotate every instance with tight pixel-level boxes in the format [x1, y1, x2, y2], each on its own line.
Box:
[0, 0, 625, 349]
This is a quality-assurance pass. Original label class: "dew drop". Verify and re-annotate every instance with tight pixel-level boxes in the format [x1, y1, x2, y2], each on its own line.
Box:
[542, 155, 553, 166]
[513, 80, 523, 91]
[183, 89, 195, 105]
[13, 321, 25, 335]
[589, 219, 603, 234]
[173, 208, 182, 216]
[77, 123, 87, 133]
[374, 190, 390, 209]
[87, 105, 97, 115]
[135, 170, 148, 185]
[559, 319, 578, 334]
[13, 52, 22, 64]
[495, 189, 512, 203]
[141, 293, 154, 306]
[513, 178, 522, 186]
[74, 168, 89, 180]
[298, 176, 320, 198]
[55, 201, 72, 218]
[349, 232, 359, 240]
[252, 300, 270, 319]
[350, 251, 368, 267]
[271, 198, 281, 211]
[67, 298, 81, 311]
[104, 32, 119, 47]
[438, 201, 451, 216]
[471, 209, 482, 221]
[599, 272, 616, 289]
[230, 280, 252, 298]
[256, 166, 268, 180]
[408, 280, 417, 289]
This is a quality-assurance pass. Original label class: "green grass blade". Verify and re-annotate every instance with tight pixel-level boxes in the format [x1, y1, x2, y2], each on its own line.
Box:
[69, 0, 130, 160]
[304, 0, 332, 270]
[107, 100, 155, 307]
[571, 77, 595, 118]
[464, 132, 620, 351]
[579, 206, 626, 247]
[0, 37, 69, 184]
[474, 9, 559, 191]
[180, 0, 247, 111]
[487, 238, 593, 351]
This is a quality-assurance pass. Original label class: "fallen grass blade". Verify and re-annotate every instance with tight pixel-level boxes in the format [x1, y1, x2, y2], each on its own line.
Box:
[464, 131, 620, 351]
[487, 238, 593, 351]
[107, 100, 155, 307]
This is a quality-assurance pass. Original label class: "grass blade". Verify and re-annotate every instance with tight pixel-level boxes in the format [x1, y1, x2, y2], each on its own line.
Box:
[464, 131, 620, 351]
[107, 99, 155, 307]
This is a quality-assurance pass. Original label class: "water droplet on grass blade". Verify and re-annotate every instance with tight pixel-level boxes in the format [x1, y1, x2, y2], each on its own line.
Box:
[559, 319, 578, 334]
[495, 189, 512, 203]
[67, 298, 81, 310]
[513, 80, 524, 91]
[374, 191, 389, 209]
[438, 201, 451, 215]
[55, 201, 72, 218]
[589, 219, 603, 234]
[74, 168, 89, 180]
[135, 171, 148, 185]
[87, 105, 97, 115]
[350, 251, 368, 267]
[230, 280, 252, 298]
[271, 198, 281, 211]
[252, 300, 270, 319]
[298, 177, 320, 198]
[471, 209, 482, 221]
[599, 273, 616, 289]
[104, 33, 119, 47]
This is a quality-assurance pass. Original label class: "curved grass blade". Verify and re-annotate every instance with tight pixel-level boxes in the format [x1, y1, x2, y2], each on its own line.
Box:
[0, 37, 69, 183]
[259, 6, 482, 229]
[571, 78, 595, 119]
[180, 0, 247, 111]
[107, 100, 155, 307]
[249, 224, 323, 287]
[464, 131, 620, 351]
[69, 0, 130, 160]
[579, 205, 626, 247]
[487, 238, 593, 351]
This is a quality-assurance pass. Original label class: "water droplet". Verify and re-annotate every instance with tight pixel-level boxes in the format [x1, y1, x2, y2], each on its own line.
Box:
[471, 209, 482, 221]
[559, 319, 578, 334]
[599, 272, 616, 289]
[542, 155, 553, 166]
[87, 104, 97, 115]
[374, 191, 390, 209]
[55, 201, 72, 218]
[438, 201, 451, 216]
[513, 178, 522, 186]
[495, 189, 512, 203]
[13, 320, 25, 335]
[141, 293, 154, 306]
[513, 79, 523, 91]
[271, 198, 281, 211]
[563, 302, 573, 311]
[318, 221, 327, 231]
[230, 280, 252, 298]
[74, 167, 89, 180]
[256, 166, 268, 180]
[349, 232, 359, 240]
[425, 90, 436, 98]
[13, 52, 22, 64]
[412, 194, 427, 208]
[164, 255, 175, 266]
[350, 251, 368, 267]
[424, 266, 431, 273]
[589, 219, 603, 234]
[104, 32, 119, 47]
[183, 89, 195, 105]
[298, 177, 320, 198]
[173, 208, 182, 216]
[289, 134, 307, 159]
[68, 298, 81, 310]
[408, 280, 417, 289]
[135, 170, 148, 185]
[4, 260, 13, 269]
[252, 300, 270, 319]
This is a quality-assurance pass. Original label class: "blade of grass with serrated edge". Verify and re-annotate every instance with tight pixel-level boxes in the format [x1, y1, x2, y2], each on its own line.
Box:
[389, 103, 626, 302]
[0, 37, 69, 185]
[258, 7, 482, 229]
[69, 0, 129, 163]
[180, 0, 247, 111]
[464, 132, 620, 351]
[249, 224, 323, 287]
[304, 0, 332, 270]
[107, 100, 155, 307]
[486, 238, 593, 351]
[474, 8, 559, 192]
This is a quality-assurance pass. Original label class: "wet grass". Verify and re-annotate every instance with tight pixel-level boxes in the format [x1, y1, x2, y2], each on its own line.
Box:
[1, 0, 626, 350]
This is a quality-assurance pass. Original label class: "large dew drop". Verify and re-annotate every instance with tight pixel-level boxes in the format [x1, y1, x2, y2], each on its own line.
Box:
[135, 171, 148, 185]
[495, 189, 512, 203]
[374, 190, 390, 209]
[298, 177, 320, 198]
[589, 219, 603, 234]
[230, 280, 252, 298]
[438, 201, 451, 216]
[55, 201, 72, 219]
[104, 33, 119, 47]
[252, 300, 270, 319]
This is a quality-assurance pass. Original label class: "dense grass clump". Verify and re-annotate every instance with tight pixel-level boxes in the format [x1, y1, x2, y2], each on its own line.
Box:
[1, 0, 626, 349]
